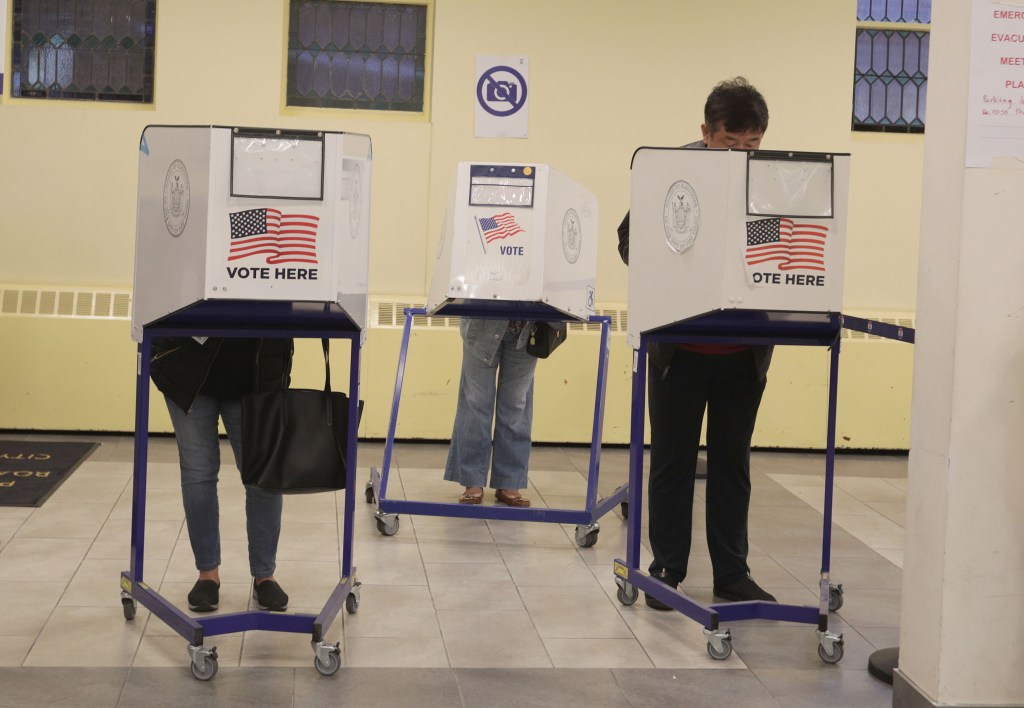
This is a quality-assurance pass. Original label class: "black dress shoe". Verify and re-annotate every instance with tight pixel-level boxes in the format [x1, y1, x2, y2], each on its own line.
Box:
[644, 569, 679, 611]
[713, 575, 776, 602]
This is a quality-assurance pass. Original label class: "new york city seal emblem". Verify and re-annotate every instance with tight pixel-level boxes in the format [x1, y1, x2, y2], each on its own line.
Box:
[162, 159, 190, 238]
[561, 208, 582, 264]
[663, 180, 700, 253]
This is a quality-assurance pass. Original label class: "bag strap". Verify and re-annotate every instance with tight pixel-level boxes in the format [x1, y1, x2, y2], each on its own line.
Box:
[321, 338, 334, 426]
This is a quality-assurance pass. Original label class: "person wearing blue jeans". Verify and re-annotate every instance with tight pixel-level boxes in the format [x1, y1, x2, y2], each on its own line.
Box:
[445, 319, 537, 507]
[151, 336, 293, 613]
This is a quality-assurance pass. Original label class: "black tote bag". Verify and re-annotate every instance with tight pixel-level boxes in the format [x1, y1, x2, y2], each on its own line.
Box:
[241, 339, 361, 493]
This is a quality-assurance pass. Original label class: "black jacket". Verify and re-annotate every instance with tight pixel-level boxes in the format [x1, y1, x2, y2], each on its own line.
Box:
[150, 337, 293, 413]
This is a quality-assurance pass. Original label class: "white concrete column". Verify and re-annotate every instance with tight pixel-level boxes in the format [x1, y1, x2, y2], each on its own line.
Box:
[896, 1, 1024, 706]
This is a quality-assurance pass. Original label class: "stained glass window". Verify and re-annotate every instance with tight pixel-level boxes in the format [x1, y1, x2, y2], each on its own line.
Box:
[287, 1, 428, 112]
[853, 0, 930, 132]
[11, 0, 156, 103]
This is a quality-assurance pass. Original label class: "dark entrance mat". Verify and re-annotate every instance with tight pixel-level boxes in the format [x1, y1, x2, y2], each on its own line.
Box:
[0, 440, 100, 507]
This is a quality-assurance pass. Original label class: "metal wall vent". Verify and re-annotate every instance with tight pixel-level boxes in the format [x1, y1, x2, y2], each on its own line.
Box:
[0, 287, 132, 320]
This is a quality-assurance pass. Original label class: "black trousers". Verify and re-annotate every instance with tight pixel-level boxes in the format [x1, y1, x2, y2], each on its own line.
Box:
[647, 347, 766, 586]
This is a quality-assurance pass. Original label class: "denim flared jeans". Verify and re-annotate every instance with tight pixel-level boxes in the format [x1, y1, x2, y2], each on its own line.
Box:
[165, 394, 283, 579]
[444, 325, 537, 489]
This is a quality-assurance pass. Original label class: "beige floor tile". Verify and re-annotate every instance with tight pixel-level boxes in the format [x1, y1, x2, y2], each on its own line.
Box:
[833, 514, 905, 549]
[343, 636, 450, 667]
[572, 521, 653, 567]
[544, 637, 654, 668]
[110, 486, 184, 523]
[519, 585, 633, 639]
[61, 557, 168, 608]
[528, 469, 589, 496]
[132, 634, 243, 668]
[24, 606, 145, 666]
[834, 477, 907, 503]
[0, 635, 34, 666]
[620, 608, 748, 669]
[0, 516, 26, 547]
[437, 609, 551, 668]
[15, 501, 113, 540]
[416, 539, 503, 565]
[275, 521, 340, 562]
[486, 519, 578, 547]
[504, 549, 603, 588]
[87, 518, 182, 561]
[240, 623, 343, 667]
[874, 548, 904, 568]
[349, 539, 426, 586]
[46, 467, 130, 505]
[341, 585, 439, 638]
[424, 562, 523, 611]
[865, 501, 906, 526]
[0, 580, 66, 635]
[281, 493, 339, 524]
[147, 581, 254, 631]
[0, 537, 90, 582]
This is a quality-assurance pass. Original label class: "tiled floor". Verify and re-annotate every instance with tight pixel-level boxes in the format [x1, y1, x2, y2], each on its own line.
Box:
[0, 432, 906, 707]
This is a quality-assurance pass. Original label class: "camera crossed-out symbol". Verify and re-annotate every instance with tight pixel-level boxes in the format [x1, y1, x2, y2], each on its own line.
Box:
[477, 65, 527, 117]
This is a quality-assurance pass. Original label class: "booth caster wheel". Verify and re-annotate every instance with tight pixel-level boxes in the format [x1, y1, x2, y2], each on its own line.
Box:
[313, 642, 342, 676]
[828, 583, 844, 612]
[345, 582, 361, 614]
[620, 501, 628, 520]
[121, 594, 136, 621]
[574, 523, 599, 548]
[704, 628, 733, 661]
[817, 630, 844, 664]
[188, 645, 218, 681]
[615, 580, 638, 606]
[375, 512, 399, 536]
[364, 482, 375, 504]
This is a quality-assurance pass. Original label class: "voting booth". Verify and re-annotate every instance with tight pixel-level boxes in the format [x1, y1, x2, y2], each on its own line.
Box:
[627, 147, 850, 346]
[426, 162, 597, 319]
[368, 161, 625, 548]
[613, 147, 852, 664]
[132, 125, 372, 339]
[123, 125, 372, 680]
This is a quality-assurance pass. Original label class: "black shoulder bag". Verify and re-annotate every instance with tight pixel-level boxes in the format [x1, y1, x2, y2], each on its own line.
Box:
[526, 322, 568, 358]
[241, 339, 362, 493]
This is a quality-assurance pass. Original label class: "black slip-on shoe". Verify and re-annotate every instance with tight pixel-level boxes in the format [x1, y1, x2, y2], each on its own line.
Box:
[713, 575, 777, 602]
[187, 579, 220, 612]
[644, 569, 679, 611]
[253, 579, 289, 612]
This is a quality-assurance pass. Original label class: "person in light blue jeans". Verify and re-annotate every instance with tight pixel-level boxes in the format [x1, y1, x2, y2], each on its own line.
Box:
[445, 319, 537, 507]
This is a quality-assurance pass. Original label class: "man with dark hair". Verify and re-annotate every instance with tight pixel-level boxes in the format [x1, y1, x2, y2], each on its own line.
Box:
[617, 77, 777, 609]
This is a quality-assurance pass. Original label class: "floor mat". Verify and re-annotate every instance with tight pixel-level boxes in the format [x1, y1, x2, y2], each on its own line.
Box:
[0, 440, 99, 507]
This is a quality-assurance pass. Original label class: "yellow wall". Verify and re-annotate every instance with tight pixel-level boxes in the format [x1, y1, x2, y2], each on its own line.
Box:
[0, 0, 922, 447]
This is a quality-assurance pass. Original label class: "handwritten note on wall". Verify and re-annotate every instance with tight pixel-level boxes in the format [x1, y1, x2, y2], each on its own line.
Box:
[966, 1, 1024, 167]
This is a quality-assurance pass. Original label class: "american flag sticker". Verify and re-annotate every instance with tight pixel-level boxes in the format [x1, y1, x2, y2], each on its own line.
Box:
[228, 208, 320, 264]
[476, 212, 525, 249]
[745, 217, 828, 272]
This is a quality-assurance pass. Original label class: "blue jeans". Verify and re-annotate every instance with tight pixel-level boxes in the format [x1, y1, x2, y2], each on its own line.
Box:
[444, 325, 537, 489]
[165, 394, 282, 579]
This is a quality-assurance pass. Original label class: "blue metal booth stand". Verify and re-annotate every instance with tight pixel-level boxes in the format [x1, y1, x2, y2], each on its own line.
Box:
[612, 310, 914, 663]
[367, 301, 627, 546]
[120, 300, 363, 680]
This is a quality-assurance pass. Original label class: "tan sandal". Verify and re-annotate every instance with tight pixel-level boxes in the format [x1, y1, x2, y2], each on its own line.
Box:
[458, 487, 484, 504]
[495, 489, 530, 507]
